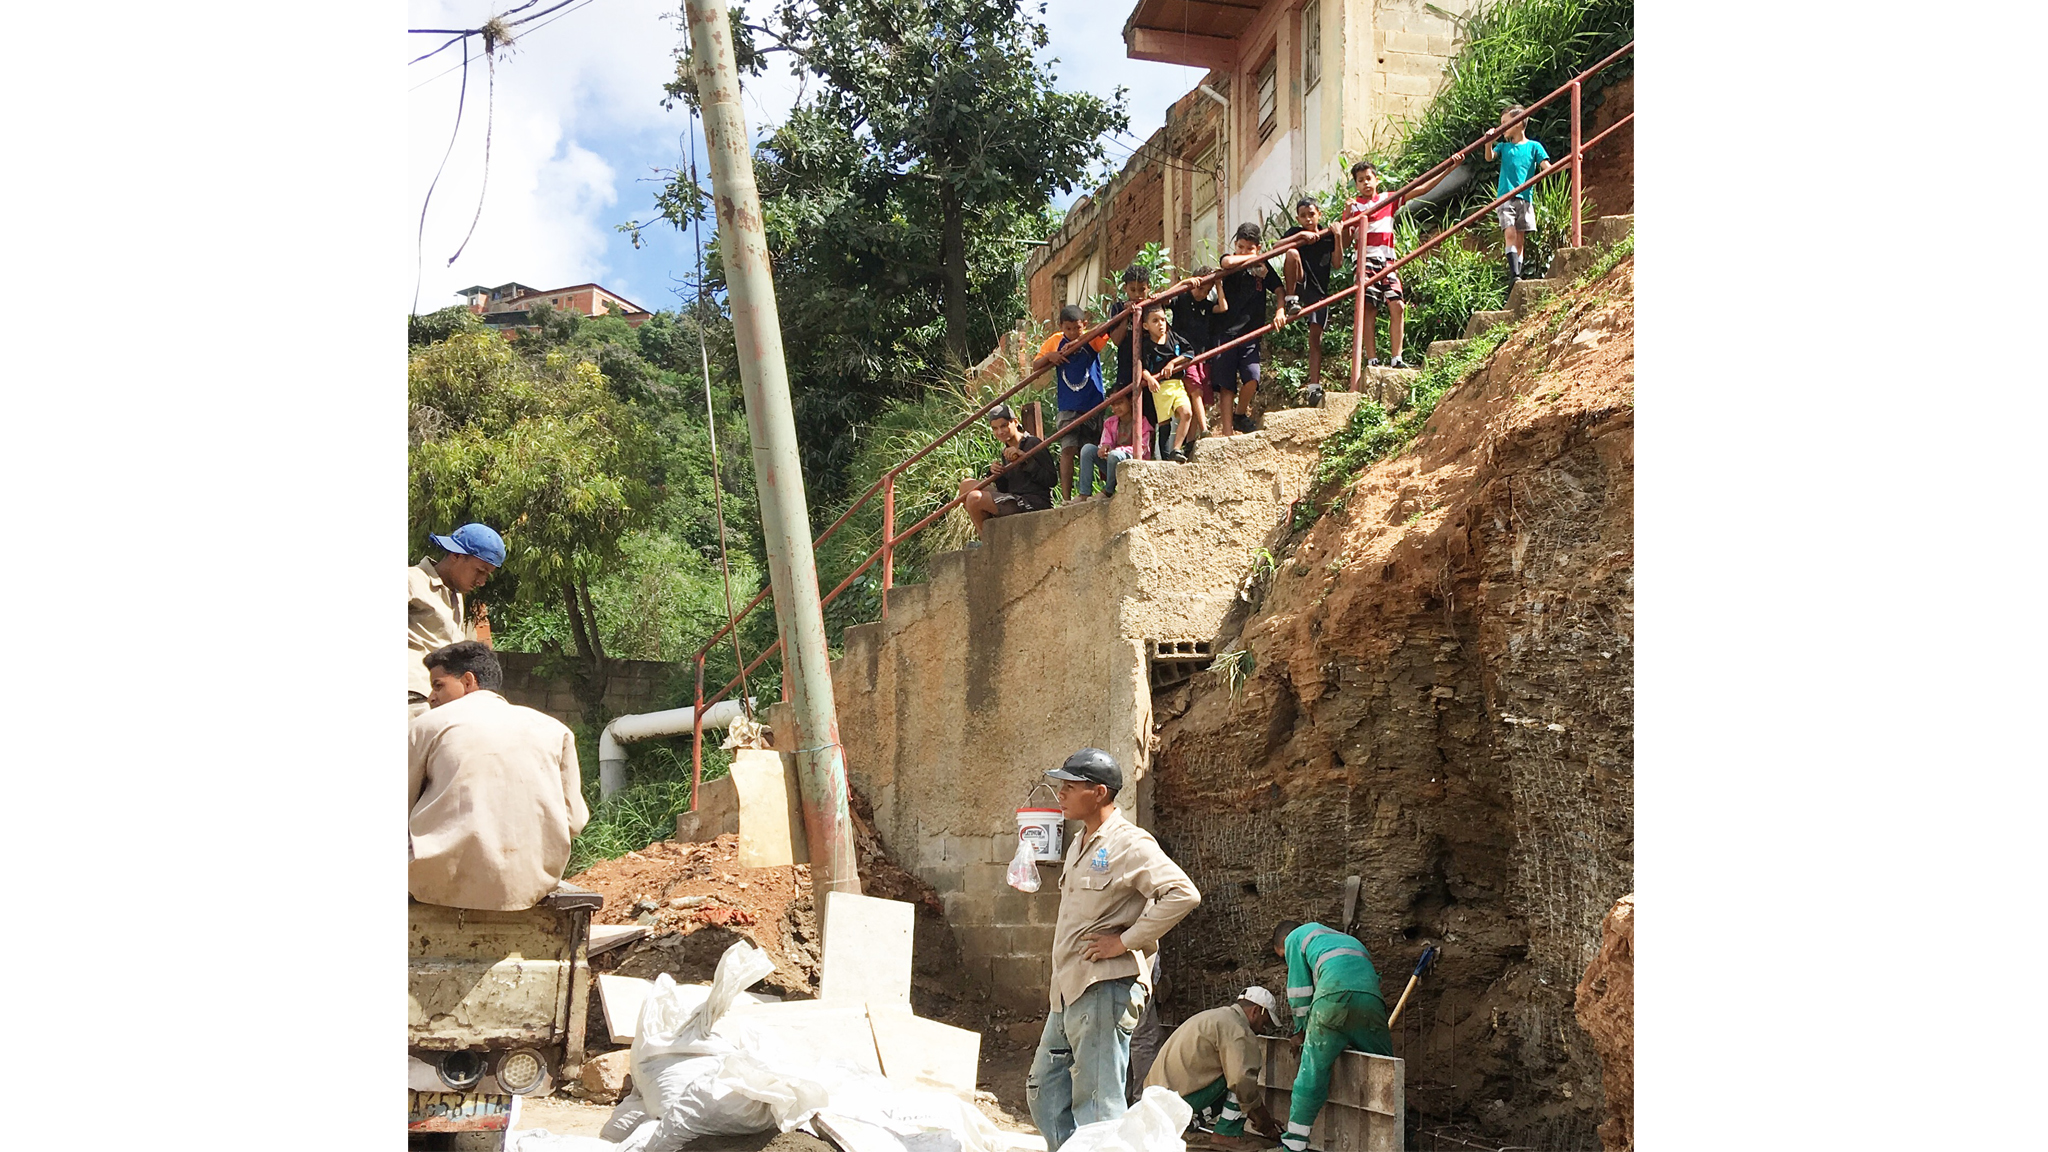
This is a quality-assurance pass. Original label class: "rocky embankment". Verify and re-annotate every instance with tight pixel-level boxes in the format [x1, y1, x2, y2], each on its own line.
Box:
[1150, 257, 1635, 1147]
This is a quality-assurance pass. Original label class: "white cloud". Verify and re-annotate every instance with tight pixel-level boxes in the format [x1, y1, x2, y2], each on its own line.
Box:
[407, 0, 1203, 311]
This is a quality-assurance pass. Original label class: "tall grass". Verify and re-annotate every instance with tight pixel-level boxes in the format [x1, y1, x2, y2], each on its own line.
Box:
[567, 735, 735, 876]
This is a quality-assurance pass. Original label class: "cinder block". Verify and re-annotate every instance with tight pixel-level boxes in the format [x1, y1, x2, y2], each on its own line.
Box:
[990, 954, 1053, 1013]
[1382, 31, 1428, 54]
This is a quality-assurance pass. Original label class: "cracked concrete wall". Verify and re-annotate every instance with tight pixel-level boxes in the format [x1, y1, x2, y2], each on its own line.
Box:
[772, 396, 1363, 1012]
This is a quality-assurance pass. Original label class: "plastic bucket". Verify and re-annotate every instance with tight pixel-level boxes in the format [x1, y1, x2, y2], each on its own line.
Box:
[1016, 807, 1065, 862]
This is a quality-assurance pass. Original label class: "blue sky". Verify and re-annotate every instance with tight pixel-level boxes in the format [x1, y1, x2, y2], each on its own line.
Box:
[407, 0, 1209, 316]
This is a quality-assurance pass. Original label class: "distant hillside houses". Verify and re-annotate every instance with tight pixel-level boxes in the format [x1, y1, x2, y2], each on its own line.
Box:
[458, 281, 654, 330]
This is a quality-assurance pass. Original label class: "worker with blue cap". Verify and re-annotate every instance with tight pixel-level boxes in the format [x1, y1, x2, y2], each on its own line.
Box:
[408, 523, 506, 718]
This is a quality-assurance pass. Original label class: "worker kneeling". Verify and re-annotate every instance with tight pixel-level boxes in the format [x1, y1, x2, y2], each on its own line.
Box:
[408, 641, 590, 910]
[1143, 986, 1283, 1149]
[1272, 920, 1393, 1152]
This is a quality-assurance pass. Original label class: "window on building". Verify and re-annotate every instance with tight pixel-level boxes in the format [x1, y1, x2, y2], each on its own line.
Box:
[1302, 0, 1322, 92]
[1255, 49, 1278, 140]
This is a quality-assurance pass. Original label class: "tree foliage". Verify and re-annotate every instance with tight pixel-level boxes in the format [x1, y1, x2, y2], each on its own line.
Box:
[649, 0, 1125, 503]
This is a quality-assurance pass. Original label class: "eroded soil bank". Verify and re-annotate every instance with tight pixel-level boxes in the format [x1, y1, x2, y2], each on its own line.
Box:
[1150, 259, 1635, 1148]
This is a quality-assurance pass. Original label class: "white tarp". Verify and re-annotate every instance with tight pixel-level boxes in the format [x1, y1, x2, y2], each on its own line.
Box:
[513, 940, 1003, 1152]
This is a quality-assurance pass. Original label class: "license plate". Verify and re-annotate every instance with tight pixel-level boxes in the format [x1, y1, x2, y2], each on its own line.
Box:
[408, 1089, 514, 1131]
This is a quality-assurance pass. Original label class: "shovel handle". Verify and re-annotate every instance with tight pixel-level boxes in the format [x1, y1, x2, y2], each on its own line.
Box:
[1386, 974, 1421, 1028]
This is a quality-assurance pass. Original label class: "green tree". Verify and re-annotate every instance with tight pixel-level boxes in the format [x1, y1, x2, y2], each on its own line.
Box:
[409, 329, 659, 726]
[645, 0, 1124, 501]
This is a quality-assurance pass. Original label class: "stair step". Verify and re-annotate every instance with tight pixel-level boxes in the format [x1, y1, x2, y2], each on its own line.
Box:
[1508, 278, 1559, 316]
[1427, 339, 1470, 360]
[1586, 213, 1633, 249]
[1463, 309, 1514, 340]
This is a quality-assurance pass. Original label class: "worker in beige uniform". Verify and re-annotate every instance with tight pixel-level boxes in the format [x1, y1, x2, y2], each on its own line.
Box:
[408, 641, 589, 910]
[408, 523, 504, 718]
[1145, 987, 1283, 1149]
[1027, 748, 1202, 1151]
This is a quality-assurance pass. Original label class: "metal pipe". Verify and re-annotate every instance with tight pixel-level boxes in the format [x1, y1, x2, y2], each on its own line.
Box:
[691, 655, 705, 810]
[684, 0, 861, 906]
[599, 698, 750, 798]
[881, 472, 895, 618]
[1570, 81, 1583, 249]
[1350, 215, 1368, 389]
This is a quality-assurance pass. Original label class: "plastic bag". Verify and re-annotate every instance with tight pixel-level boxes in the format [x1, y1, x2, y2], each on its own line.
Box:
[1060, 1086, 1194, 1152]
[1005, 836, 1041, 893]
[632, 941, 775, 1125]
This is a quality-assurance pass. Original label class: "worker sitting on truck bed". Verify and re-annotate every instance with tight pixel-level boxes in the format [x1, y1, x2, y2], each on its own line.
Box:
[1144, 986, 1283, 1149]
[408, 641, 589, 911]
[408, 523, 504, 719]
[1271, 920, 1393, 1152]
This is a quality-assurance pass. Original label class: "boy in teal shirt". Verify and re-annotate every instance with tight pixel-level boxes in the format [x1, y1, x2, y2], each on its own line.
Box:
[1485, 104, 1551, 281]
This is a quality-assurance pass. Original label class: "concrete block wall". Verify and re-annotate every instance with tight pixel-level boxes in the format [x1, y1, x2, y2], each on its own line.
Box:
[496, 651, 682, 728]
[773, 397, 1364, 1013]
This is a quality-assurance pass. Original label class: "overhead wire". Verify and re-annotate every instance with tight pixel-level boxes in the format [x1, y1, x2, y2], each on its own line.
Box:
[409, 0, 601, 91]
[413, 35, 473, 315]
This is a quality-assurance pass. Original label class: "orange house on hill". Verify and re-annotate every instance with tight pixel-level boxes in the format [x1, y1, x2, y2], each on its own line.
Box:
[457, 281, 655, 331]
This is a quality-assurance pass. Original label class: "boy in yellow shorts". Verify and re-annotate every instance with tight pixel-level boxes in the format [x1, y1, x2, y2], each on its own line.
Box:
[1136, 306, 1196, 462]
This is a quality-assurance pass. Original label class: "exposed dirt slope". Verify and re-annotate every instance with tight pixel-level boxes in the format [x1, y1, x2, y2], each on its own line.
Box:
[1148, 257, 1633, 1147]
[1576, 893, 1634, 1151]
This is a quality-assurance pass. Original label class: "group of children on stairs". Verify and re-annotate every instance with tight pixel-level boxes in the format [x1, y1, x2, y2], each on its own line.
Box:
[1008, 105, 1553, 507]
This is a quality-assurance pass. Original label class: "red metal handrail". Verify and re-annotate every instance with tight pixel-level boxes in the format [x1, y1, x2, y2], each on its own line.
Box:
[683, 43, 1635, 796]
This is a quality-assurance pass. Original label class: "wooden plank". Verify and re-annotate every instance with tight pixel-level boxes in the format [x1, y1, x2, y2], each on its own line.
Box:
[1258, 1037, 1404, 1152]
[868, 1004, 981, 1095]
[819, 891, 915, 1006]
[589, 924, 650, 956]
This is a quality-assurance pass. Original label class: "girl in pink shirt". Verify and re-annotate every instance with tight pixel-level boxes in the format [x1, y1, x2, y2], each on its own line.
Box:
[1077, 392, 1150, 498]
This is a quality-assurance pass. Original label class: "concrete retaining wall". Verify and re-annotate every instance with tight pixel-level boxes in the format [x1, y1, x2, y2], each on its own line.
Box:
[772, 397, 1363, 1012]
[497, 651, 682, 728]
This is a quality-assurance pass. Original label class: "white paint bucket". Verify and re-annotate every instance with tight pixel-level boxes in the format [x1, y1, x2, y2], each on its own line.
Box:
[1016, 807, 1065, 862]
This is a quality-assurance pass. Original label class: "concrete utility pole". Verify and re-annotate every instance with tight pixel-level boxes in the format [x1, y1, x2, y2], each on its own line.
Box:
[683, 0, 862, 911]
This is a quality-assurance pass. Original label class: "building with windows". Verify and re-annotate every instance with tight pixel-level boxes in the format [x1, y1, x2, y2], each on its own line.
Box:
[456, 281, 655, 330]
[1026, 0, 1477, 320]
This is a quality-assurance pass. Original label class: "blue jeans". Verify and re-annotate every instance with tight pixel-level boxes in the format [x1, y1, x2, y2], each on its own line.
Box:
[1027, 976, 1139, 1150]
[1077, 445, 1137, 497]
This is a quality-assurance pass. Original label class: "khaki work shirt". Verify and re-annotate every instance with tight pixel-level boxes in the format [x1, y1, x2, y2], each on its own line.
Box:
[1049, 808, 1200, 1011]
[408, 690, 590, 910]
[408, 556, 473, 698]
[1145, 1003, 1264, 1106]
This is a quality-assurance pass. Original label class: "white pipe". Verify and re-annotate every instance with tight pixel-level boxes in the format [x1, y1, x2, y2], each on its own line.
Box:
[1197, 83, 1229, 108]
[598, 699, 752, 799]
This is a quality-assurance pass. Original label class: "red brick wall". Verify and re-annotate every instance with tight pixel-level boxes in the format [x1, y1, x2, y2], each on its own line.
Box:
[1104, 166, 1165, 284]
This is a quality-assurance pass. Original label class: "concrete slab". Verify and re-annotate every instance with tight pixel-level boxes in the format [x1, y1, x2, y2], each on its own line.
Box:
[732, 747, 810, 867]
[722, 1000, 884, 1074]
[597, 973, 666, 1046]
[819, 891, 916, 1006]
[868, 1004, 982, 1095]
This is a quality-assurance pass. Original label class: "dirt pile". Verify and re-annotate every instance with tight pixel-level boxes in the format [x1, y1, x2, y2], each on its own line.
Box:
[1575, 894, 1633, 1151]
[567, 790, 991, 1027]
[1148, 256, 1634, 1146]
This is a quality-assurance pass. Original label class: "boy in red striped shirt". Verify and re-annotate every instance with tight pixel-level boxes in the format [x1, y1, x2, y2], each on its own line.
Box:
[1336, 159, 1454, 369]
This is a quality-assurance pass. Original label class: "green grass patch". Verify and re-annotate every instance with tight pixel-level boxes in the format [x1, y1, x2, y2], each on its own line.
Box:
[567, 731, 734, 876]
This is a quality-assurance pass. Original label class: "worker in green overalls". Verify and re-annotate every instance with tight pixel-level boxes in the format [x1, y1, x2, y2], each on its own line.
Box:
[1271, 920, 1392, 1152]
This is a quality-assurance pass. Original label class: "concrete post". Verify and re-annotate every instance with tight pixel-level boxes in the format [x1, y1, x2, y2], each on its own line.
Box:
[683, 0, 861, 910]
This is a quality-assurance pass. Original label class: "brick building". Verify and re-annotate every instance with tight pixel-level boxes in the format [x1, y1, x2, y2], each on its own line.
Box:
[457, 281, 655, 330]
[1026, 0, 1477, 321]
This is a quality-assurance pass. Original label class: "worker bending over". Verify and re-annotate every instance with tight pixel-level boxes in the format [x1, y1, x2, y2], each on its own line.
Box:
[408, 641, 589, 910]
[1028, 748, 1202, 1150]
[1272, 920, 1393, 1152]
[1143, 986, 1283, 1149]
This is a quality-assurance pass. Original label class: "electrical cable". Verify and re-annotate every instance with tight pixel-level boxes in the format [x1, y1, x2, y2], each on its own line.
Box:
[688, 103, 754, 719]
[413, 35, 472, 315]
[409, 0, 600, 90]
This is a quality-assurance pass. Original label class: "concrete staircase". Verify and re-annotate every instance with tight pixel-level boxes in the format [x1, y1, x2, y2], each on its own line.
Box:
[1426, 213, 1633, 361]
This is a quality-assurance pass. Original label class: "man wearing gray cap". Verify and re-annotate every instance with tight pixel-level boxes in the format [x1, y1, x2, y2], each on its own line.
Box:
[959, 403, 1057, 537]
[1144, 986, 1284, 1148]
[1027, 748, 1201, 1150]
[408, 523, 506, 718]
